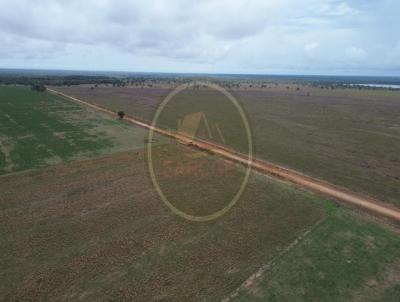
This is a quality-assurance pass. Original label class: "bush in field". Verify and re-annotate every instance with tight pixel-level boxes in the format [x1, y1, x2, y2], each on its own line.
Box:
[31, 84, 47, 92]
[117, 111, 125, 119]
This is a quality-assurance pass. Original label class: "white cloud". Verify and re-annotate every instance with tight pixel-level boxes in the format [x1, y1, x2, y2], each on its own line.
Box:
[305, 1, 359, 17]
[304, 42, 320, 55]
[346, 46, 367, 60]
[0, 0, 399, 75]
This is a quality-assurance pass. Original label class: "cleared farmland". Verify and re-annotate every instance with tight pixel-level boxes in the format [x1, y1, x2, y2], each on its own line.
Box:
[233, 210, 400, 302]
[1, 144, 399, 301]
[0, 85, 325, 300]
[0, 146, 327, 301]
[1, 84, 400, 301]
[53, 85, 400, 207]
[0, 86, 162, 175]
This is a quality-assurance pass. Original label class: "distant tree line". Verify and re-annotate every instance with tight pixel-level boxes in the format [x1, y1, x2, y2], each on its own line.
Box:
[1, 73, 398, 92]
[0, 75, 117, 87]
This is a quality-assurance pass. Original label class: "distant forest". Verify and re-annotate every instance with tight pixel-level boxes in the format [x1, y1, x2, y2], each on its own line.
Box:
[1, 69, 400, 90]
[0, 75, 116, 86]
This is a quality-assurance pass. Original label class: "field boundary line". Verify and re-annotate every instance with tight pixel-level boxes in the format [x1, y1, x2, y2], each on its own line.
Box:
[221, 217, 327, 301]
[47, 88, 400, 222]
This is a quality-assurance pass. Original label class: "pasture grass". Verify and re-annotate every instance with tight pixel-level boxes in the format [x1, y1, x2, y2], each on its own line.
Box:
[0, 145, 326, 301]
[0, 86, 151, 174]
[54, 85, 400, 206]
[234, 209, 400, 302]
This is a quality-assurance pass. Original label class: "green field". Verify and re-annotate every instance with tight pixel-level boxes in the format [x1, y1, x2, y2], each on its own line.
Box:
[1, 144, 399, 301]
[234, 210, 400, 302]
[0, 145, 326, 301]
[53, 85, 400, 206]
[0, 86, 152, 175]
[1, 84, 399, 301]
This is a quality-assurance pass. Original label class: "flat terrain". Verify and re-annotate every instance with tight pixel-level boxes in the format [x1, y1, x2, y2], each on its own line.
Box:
[0, 86, 152, 175]
[1, 84, 400, 301]
[2, 146, 399, 301]
[234, 210, 400, 302]
[53, 85, 400, 207]
[0, 146, 326, 301]
[50, 87, 400, 221]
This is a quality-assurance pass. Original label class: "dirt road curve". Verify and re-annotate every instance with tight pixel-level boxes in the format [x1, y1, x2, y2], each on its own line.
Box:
[48, 88, 400, 222]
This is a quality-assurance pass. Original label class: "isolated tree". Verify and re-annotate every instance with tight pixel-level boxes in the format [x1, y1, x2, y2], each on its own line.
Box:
[31, 84, 46, 92]
[117, 111, 125, 119]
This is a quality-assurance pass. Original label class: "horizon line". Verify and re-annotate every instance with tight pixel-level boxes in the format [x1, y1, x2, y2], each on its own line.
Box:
[1, 67, 400, 79]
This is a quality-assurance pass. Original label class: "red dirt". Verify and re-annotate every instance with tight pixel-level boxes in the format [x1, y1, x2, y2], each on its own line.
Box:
[48, 88, 400, 222]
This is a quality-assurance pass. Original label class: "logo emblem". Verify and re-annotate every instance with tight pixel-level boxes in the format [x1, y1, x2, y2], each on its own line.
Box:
[146, 82, 253, 222]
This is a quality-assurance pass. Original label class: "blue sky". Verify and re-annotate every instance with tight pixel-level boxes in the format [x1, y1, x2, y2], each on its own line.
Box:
[0, 0, 399, 75]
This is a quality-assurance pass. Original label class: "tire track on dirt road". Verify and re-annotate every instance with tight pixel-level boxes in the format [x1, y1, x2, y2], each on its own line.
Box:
[48, 88, 400, 222]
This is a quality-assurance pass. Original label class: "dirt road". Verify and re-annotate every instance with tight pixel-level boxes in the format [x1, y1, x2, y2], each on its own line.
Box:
[48, 88, 400, 222]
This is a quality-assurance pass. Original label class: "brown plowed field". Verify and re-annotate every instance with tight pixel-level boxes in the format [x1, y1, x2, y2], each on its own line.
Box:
[48, 88, 400, 222]
[0, 147, 325, 301]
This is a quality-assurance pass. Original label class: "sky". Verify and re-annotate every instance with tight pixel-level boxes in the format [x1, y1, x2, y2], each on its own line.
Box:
[0, 0, 399, 76]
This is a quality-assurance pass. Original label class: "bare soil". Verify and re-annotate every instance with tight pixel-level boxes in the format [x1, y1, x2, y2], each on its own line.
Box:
[48, 88, 400, 222]
[0, 147, 324, 301]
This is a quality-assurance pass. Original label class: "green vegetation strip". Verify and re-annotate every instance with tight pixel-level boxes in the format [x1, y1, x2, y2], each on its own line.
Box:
[233, 210, 400, 302]
[0, 86, 148, 175]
